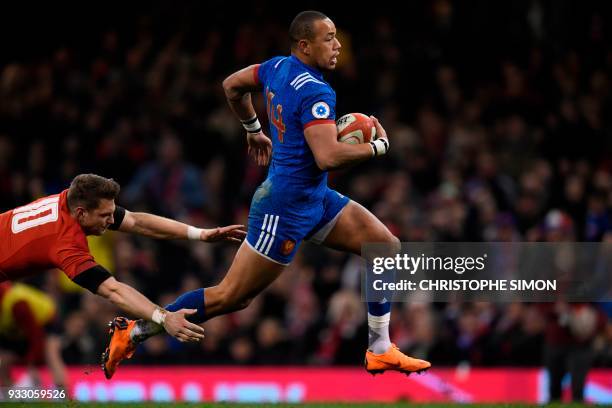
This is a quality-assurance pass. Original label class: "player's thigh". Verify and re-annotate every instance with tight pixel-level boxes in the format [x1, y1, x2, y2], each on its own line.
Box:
[322, 200, 398, 256]
[216, 241, 286, 300]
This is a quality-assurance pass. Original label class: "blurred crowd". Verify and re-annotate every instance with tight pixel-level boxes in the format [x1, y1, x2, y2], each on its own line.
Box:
[0, 1, 611, 370]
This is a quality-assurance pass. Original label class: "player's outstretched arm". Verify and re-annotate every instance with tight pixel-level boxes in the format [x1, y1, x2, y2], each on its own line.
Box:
[118, 210, 246, 243]
[96, 276, 205, 343]
[304, 116, 390, 171]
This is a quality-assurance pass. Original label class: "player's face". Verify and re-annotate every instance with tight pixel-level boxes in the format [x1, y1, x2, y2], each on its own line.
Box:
[310, 18, 341, 71]
[77, 198, 115, 235]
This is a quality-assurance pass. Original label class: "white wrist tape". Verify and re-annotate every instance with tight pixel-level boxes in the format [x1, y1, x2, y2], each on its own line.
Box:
[241, 115, 262, 134]
[187, 226, 203, 240]
[370, 138, 389, 156]
[152, 307, 167, 325]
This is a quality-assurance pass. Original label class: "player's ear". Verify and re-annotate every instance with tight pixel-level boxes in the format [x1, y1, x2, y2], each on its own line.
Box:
[75, 206, 86, 221]
[298, 39, 310, 55]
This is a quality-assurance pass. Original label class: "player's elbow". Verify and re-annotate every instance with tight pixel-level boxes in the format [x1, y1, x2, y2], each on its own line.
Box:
[314, 153, 338, 171]
[222, 75, 240, 100]
[222, 76, 232, 93]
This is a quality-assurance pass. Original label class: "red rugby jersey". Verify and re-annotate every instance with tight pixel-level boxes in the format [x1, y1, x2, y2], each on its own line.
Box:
[0, 190, 98, 281]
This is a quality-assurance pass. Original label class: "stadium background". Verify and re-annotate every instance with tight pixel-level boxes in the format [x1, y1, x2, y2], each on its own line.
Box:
[1, 0, 611, 403]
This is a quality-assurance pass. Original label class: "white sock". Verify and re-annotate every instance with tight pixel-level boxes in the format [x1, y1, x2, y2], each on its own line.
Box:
[130, 320, 164, 343]
[368, 312, 391, 354]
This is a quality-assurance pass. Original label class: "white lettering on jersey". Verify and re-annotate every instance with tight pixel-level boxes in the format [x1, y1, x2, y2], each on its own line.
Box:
[11, 196, 60, 233]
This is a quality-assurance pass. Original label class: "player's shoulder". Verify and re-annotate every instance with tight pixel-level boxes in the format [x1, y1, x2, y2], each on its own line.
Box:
[7, 192, 64, 233]
[13, 192, 62, 213]
[57, 219, 89, 250]
[288, 69, 331, 93]
[285, 62, 332, 97]
[259, 56, 289, 77]
[262, 56, 288, 67]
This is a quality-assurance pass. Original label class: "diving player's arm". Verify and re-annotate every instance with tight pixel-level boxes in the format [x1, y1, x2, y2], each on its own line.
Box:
[62, 250, 205, 342]
[114, 207, 245, 243]
[72, 269, 205, 342]
[304, 116, 389, 171]
[223, 65, 272, 166]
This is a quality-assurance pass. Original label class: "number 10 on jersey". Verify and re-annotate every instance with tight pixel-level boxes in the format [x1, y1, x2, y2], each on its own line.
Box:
[266, 87, 286, 143]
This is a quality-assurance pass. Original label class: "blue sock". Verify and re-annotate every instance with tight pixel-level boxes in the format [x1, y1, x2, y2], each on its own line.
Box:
[164, 288, 206, 323]
[367, 301, 391, 316]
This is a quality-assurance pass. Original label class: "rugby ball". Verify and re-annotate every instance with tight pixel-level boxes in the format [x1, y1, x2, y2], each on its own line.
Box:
[336, 113, 376, 144]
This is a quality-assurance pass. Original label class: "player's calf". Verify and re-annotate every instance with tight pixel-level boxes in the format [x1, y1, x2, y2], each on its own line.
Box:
[204, 285, 254, 318]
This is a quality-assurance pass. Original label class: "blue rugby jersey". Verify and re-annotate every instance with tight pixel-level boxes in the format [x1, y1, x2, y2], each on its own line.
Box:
[255, 55, 336, 201]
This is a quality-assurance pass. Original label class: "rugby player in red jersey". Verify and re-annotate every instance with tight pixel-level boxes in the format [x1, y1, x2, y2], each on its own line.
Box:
[0, 173, 244, 344]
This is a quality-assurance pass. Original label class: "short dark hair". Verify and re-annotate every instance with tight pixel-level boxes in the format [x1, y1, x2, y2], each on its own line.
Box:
[289, 10, 329, 49]
[67, 174, 120, 210]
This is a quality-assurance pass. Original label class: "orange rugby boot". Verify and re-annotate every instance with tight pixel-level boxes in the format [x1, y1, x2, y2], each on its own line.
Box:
[101, 317, 137, 379]
[365, 343, 431, 376]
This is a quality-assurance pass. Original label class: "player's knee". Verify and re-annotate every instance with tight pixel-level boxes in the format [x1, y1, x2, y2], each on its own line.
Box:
[367, 231, 400, 259]
[236, 296, 253, 311]
[380, 233, 401, 254]
[222, 295, 252, 313]
[375, 228, 399, 246]
[389, 234, 401, 252]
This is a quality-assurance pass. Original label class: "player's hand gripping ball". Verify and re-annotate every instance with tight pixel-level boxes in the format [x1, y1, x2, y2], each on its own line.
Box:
[336, 113, 377, 144]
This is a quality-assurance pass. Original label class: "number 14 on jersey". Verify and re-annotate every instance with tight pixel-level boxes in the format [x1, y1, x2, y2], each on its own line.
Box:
[266, 87, 285, 143]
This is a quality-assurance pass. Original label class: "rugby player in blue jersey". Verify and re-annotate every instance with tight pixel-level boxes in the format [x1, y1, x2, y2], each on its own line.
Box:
[103, 10, 430, 379]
